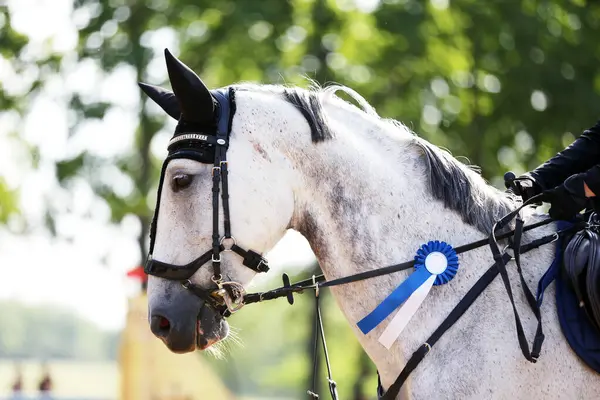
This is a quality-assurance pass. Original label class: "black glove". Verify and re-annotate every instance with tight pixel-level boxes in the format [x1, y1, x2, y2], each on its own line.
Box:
[504, 172, 543, 202]
[542, 174, 589, 221]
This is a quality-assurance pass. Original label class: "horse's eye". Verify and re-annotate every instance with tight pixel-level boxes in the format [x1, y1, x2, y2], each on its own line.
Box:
[172, 174, 193, 191]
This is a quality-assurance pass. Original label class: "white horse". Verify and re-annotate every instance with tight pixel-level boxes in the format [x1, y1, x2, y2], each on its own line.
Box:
[142, 50, 599, 399]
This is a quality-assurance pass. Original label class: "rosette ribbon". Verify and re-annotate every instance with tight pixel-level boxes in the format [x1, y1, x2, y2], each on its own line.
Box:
[356, 240, 459, 349]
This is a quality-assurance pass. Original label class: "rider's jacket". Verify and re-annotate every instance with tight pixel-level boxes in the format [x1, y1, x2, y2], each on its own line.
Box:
[526, 120, 600, 199]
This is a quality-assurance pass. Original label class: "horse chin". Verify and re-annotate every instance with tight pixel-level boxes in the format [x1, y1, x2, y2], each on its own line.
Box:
[195, 306, 229, 351]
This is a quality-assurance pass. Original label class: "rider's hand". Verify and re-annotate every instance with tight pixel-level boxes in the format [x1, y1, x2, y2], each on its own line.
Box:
[543, 174, 589, 221]
[505, 172, 543, 202]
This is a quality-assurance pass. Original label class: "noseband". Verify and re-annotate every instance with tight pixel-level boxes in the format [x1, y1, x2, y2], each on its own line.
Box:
[144, 87, 269, 316]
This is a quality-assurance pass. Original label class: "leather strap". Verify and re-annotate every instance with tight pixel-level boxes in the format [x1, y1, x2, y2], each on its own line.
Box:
[490, 216, 544, 362]
[307, 286, 339, 400]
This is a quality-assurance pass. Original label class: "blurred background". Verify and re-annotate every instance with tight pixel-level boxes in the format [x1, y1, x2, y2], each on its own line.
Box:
[1, 0, 600, 399]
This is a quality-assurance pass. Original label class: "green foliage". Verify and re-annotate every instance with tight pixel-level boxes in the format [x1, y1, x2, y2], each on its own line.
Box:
[0, 301, 119, 361]
[0, 4, 68, 229]
[69, 95, 112, 121]
[0, 8, 27, 226]
[0, 177, 19, 224]
[374, 0, 600, 180]
[55, 153, 87, 183]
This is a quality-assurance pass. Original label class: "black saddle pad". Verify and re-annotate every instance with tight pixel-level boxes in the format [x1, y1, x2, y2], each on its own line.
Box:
[555, 220, 600, 373]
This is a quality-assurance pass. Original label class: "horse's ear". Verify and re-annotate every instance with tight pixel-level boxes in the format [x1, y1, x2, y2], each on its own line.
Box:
[138, 82, 181, 120]
[164, 48, 215, 124]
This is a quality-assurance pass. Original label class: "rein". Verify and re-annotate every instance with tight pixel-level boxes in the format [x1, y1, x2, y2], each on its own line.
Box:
[243, 211, 557, 306]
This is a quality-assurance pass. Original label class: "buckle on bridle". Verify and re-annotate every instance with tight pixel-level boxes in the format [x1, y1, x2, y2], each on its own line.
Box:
[256, 259, 269, 273]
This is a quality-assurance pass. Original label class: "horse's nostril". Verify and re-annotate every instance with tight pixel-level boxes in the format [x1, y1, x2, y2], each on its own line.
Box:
[150, 315, 172, 338]
[159, 317, 170, 329]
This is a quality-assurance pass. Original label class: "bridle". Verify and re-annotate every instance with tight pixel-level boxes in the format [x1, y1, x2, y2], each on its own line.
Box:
[144, 86, 269, 316]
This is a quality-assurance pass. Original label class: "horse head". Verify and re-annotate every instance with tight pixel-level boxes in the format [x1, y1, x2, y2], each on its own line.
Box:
[140, 50, 301, 353]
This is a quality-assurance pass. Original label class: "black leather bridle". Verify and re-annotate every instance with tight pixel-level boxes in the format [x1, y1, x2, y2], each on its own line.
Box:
[144, 87, 269, 316]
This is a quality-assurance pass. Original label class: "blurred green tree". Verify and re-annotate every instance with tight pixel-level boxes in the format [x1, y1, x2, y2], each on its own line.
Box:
[0, 300, 119, 360]
[61, 0, 297, 266]
[369, 0, 600, 183]
[0, 6, 63, 227]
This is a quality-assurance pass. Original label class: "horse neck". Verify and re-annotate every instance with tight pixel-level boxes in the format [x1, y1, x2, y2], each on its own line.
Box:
[278, 97, 524, 386]
[285, 99, 508, 281]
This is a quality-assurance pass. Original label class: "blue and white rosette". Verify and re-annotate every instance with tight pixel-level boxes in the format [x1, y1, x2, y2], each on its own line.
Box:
[356, 240, 459, 349]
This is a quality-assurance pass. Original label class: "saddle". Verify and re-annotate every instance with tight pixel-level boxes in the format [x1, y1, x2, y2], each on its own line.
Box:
[556, 214, 600, 372]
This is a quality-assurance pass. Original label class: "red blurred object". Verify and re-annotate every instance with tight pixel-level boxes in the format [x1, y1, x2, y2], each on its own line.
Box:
[126, 266, 148, 282]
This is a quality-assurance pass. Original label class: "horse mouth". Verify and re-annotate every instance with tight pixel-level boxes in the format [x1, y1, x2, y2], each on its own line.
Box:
[196, 319, 227, 350]
[197, 334, 219, 350]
